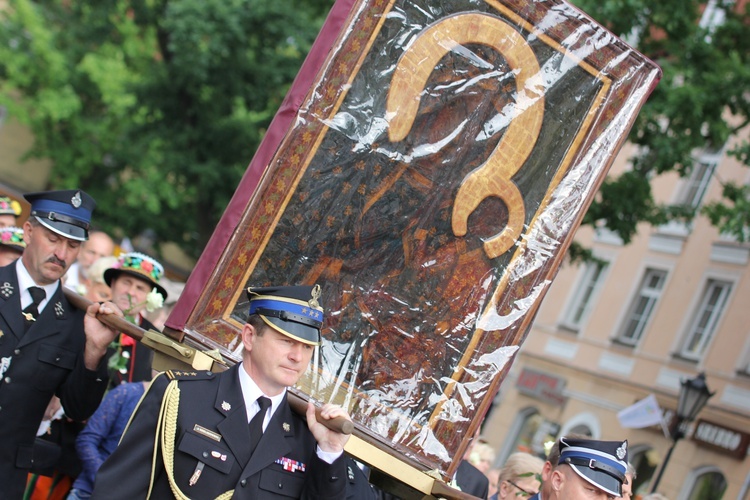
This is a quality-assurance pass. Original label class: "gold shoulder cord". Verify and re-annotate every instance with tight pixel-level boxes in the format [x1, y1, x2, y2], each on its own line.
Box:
[154, 380, 235, 500]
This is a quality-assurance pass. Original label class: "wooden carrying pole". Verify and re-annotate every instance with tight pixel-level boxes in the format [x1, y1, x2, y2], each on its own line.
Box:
[63, 288, 352, 435]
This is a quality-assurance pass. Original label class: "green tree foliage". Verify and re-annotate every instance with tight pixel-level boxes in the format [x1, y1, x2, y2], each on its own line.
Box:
[573, 0, 750, 244]
[0, 0, 330, 257]
[1, 0, 748, 262]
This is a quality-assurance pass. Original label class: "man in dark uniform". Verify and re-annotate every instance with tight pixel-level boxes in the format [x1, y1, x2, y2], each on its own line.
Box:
[0, 190, 121, 499]
[345, 458, 378, 500]
[455, 459, 490, 499]
[103, 251, 168, 385]
[92, 285, 352, 499]
[528, 436, 628, 500]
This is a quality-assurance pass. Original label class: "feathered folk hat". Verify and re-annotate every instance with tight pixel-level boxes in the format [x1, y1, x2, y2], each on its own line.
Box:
[0, 196, 22, 217]
[104, 252, 168, 300]
[0, 227, 25, 254]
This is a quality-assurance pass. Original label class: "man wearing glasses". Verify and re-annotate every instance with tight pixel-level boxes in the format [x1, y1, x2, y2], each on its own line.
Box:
[491, 452, 544, 499]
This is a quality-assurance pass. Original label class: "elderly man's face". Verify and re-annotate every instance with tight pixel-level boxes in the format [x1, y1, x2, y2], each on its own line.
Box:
[77, 232, 114, 272]
[110, 275, 152, 315]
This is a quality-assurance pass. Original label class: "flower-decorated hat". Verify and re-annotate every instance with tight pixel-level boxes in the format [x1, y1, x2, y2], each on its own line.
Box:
[0, 196, 22, 217]
[0, 227, 25, 254]
[246, 285, 324, 345]
[104, 252, 168, 300]
[557, 436, 628, 496]
[24, 190, 96, 241]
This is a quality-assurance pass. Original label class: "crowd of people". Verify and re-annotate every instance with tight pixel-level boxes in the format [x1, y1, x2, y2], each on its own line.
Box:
[0, 190, 672, 500]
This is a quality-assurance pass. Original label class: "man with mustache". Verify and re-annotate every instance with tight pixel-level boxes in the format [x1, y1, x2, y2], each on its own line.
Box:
[0, 190, 121, 499]
[93, 285, 353, 499]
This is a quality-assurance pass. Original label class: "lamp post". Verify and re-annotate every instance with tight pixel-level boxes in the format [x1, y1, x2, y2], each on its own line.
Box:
[650, 372, 715, 493]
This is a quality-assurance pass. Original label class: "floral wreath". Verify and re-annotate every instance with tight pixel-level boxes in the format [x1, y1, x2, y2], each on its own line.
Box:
[0, 198, 22, 217]
[114, 252, 165, 282]
[0, 227, 25, 248]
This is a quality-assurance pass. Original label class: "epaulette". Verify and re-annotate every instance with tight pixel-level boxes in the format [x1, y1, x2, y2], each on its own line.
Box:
[165, 369, 216, 381]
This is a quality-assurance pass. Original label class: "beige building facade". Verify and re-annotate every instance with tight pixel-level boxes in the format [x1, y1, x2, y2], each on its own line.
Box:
[483, 134, 750, 499]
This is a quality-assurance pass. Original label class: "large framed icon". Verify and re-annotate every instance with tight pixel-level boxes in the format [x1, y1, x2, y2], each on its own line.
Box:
[166, 0, 661, 482]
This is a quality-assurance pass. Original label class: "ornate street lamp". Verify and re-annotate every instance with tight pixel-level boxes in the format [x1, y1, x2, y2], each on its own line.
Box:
[650, 372, 715, 493]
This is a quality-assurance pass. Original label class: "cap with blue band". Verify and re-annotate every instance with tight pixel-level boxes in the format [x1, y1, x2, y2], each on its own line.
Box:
[23, 190, 96, 241]
[247, 285, 324, 346]
[558, 437, 628, 496]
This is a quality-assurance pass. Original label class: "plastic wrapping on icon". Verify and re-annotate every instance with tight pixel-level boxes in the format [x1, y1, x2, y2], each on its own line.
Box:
[169, 0, 661, 479]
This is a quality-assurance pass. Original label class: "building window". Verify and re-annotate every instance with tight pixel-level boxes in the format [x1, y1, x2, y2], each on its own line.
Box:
[561, 260, 608, 331]
[560, 411, 601, 439]
[498, 407, 560, 464]
[617, 269, 668, 346]
[678, 150, 720, 213]
[679, 279, 732, 361]
[739, 336, 750, 377]
[683, 466, 727, 500]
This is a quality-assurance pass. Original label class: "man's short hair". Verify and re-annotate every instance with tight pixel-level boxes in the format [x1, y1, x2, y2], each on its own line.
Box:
[247, 313, 267, 334]
[497, 452, 544, 484]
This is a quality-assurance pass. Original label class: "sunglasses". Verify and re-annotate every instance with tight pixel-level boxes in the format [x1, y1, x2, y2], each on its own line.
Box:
[507, 479, 538, 498]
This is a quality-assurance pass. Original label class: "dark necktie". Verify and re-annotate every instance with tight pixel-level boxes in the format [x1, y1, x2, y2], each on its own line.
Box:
[23, 286, 46, 331]
[248, 396, 271, 456]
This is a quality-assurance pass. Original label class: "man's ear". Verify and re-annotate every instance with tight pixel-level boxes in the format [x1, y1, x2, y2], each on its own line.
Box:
[22, 220, 33, 245]
[241, 322, 256, 352]
[550, 469, 565, 492]
[541, 461, 553, 482]
[498, 480, 510, 498]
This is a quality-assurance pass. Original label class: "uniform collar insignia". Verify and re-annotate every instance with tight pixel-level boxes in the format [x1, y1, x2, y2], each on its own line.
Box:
[283, 422, 291, 432]
[55, 302, 65, 318]
[221, 401, 231, 412]
[0, 282, 13, 298]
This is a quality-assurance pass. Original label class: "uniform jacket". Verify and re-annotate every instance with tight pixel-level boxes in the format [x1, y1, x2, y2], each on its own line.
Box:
[92, 363, 347, 499]
[0, 263, 109, 499]
[455, 459, 490, 500]
[345, 458, 378, 500]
